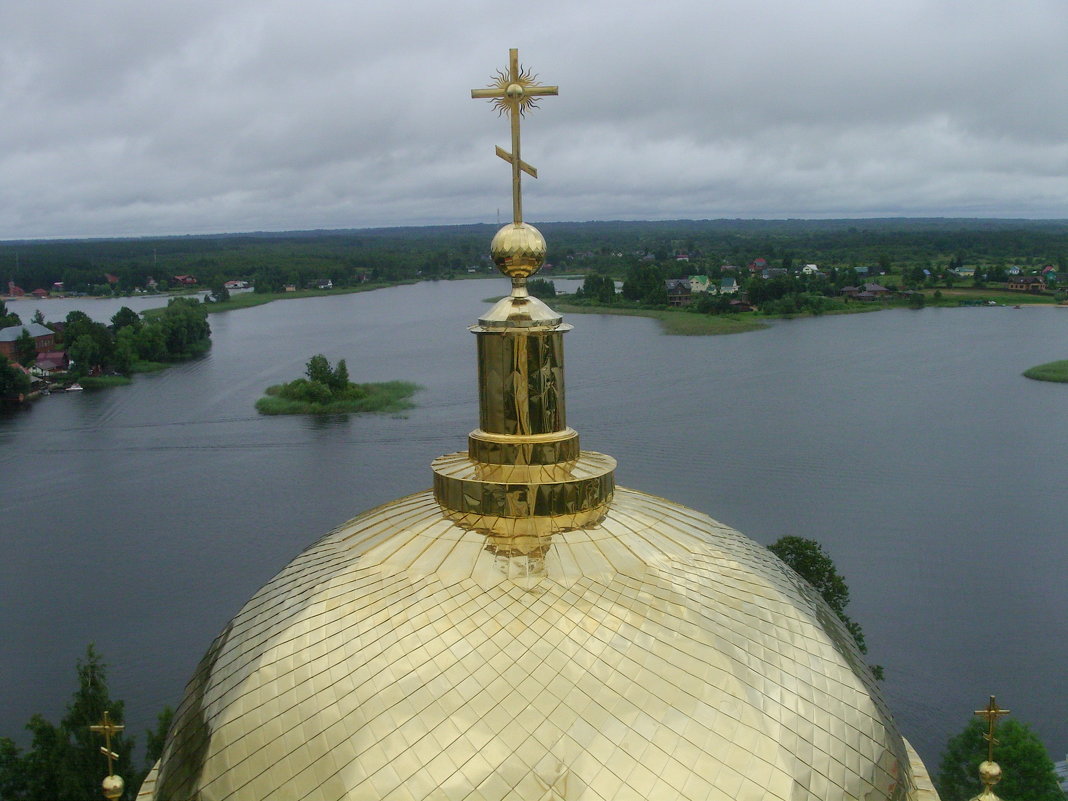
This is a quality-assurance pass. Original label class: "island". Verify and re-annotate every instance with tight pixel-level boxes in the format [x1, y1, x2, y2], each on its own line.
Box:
[256, 354, 419, 415]
[1023, 360, 1068, 383]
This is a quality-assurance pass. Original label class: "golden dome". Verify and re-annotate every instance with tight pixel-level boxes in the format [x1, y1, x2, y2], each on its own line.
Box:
[145, 486, 932, 800]
[141, 226, 937, 801]
[142, 51, 939, 800]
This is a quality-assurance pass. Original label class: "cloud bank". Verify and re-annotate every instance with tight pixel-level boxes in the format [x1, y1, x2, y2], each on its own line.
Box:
[2, 0, 1066, 239]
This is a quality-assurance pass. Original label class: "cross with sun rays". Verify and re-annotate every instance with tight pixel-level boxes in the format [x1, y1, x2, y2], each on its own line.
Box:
[471, 48, 558, 225]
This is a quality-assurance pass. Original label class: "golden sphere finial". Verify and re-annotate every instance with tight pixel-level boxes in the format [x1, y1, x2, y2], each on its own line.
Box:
[978, 761, 1002, 786]
[490, 222, 546, 280]
[102, 774, 125, 800]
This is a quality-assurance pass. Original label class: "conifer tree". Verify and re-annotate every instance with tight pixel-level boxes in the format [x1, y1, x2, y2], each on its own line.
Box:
[0, 645, 136, 800]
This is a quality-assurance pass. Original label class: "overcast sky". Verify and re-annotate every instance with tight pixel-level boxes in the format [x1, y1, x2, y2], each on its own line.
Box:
[2, 0, 1066, 239]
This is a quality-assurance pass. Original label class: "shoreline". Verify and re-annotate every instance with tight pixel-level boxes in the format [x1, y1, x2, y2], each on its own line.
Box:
[551, 292, 1065, 335]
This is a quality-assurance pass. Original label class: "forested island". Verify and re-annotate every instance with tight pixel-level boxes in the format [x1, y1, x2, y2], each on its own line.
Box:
[256, 354, 419, 415]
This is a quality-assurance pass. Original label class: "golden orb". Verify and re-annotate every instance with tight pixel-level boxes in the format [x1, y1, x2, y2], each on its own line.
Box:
[102, 774, 124, 800]
[506, 83, 524, 99]
[490, 222, 546, 279]
[979, 760, 1003, 785]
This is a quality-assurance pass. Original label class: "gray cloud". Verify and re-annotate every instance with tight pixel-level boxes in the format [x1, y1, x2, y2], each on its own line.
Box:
[1, 0, 1066, 238]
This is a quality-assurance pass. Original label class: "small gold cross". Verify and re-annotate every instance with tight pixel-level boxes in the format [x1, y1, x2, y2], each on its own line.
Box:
[89, 710, 124, 776]
[974, 695, 1010, 763]
[471, 48, 558, 225]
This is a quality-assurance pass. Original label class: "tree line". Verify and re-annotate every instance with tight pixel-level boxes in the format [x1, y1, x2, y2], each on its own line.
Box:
[4, 219, 1068, 297]
[0, 646, 170, 801]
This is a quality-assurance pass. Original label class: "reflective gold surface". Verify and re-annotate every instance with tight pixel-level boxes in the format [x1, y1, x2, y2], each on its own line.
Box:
[490, 222, 547, 280]
[432, 450, 615, 531]
[972, 697, 1010, 799]
[475, 328, 566, 437]
[89, 711, 125, 801]
[471, 48, 557, 227]
[152, 488, 929, 800]
[477, 292, 563, 329]
[468, 428, 580, 466]
[147, 46, 941, 801]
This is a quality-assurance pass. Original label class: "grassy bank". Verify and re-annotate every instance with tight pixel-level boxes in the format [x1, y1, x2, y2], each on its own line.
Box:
[1023, 360, 1068, 383]
[130, 360, 170, 373]
[158, 281, 421, 317]
[553, 302, 768, 335]
[256, 380, 420, 415]
[930, 287, 1058, 305]
[78, 375, 133, 388]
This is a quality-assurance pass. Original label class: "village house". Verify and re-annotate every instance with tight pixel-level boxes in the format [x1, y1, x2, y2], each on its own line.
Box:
[864, 282, 891, 297]
[173, 274, 198, 286]
[719, 277, 739, 295]
[1008, 275, 1046, 293]
[664, 278, 692, 307]
[844, 283, 892, 303]
[6, 281, 25, 297]
[34, 350, 68, 373]
[0, 322, 56, 360]
[688, 275, 711, 294]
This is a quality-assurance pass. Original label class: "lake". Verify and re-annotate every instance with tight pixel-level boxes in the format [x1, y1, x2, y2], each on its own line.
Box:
[1, 279, 1066, 772]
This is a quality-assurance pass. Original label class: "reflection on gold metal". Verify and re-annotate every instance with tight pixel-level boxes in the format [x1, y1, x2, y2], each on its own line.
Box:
[151, 489, 932, 799]
[147, 46, 941, 801]
[490, 222, 548, 282]
[437, 77, 616, 547]
[468, 427, 580, 465]
[472, 48, 557, 226]
[970, 696, 1011, 800]
[975, 695, 1011, 762]
[89, 711, 125, 801]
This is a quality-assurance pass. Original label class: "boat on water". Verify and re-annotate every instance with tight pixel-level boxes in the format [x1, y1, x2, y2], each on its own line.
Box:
[65, 383, 83, 392]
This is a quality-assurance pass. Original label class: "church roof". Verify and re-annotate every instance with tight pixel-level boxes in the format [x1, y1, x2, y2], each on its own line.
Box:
[150, 488, 923, 800]
[143, 48, 936, 801]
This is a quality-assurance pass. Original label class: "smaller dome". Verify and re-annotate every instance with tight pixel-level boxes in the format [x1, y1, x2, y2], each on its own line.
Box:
[490, 222, 546, 279]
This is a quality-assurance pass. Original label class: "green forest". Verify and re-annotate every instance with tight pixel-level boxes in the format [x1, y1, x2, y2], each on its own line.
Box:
[3, 218, 1068, 297]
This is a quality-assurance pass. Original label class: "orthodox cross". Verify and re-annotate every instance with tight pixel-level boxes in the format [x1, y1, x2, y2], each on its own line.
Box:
[974, 695, 1011, 763]
[471, 48, 558, 225]
[89, 710, 124, 775]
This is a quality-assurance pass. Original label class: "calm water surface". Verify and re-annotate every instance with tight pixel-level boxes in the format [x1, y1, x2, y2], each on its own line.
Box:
[2, 279, 1066, 771]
